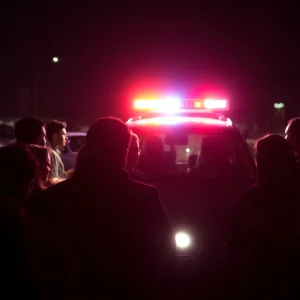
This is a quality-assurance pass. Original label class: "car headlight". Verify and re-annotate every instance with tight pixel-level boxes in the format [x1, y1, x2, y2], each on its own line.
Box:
[175, 232, 191, 249]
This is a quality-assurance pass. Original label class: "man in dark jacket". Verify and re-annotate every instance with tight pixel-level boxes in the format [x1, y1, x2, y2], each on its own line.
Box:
[28, 117, 176, 300]
[0, 144, 41, 299]
[15, 117, 47, 147]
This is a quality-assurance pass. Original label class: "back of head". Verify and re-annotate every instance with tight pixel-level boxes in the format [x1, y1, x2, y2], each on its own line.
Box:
[201, 137, 230, 163]
[255, 134, 297, 184]
[286, 117, 300, 154]
[85, 117, 131, 169]
[15, 117, 45, 145]
[286, 118, 300, 138]
[46, 120, 67, 142]
[0, 144, 37, 201]
[145, 136, 164, 159]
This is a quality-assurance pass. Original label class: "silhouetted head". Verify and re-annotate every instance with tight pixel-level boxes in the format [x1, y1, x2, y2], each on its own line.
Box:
[285, 118, 300, 157]
[126, 133, 141, 172]
[145, 136, 165, 160]
[15, 117, 46, 147]
[254, 134, 297, 184]
[47, 120, 68, 148]
[28, 145, 51, 183]
[85, 117, 132, 169]
[0, 144, 37, 202]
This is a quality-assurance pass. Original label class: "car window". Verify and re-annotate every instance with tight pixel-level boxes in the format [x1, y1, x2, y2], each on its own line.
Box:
[68, 136, 86, 152]
[131, 125, 255, 181]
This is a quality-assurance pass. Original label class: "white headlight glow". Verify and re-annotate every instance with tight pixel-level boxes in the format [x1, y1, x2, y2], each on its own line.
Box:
[175, 232, 191, 249]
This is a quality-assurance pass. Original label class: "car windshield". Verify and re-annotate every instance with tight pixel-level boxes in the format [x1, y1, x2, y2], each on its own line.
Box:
[131, 125, 255, 181]
[68, 136, 86, 152]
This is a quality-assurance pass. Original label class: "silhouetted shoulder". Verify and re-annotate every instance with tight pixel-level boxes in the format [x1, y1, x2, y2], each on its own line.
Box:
[27, 179, 72, 215]
[126, 178, 171, 225]
[241, 184, 260, 196]
[236, 185, 260, 215]
[128, 177, 159, 195]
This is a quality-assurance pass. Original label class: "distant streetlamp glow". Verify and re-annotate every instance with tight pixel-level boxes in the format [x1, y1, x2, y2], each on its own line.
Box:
[52, 57, 59, 63]
[274, 102, 284, 109]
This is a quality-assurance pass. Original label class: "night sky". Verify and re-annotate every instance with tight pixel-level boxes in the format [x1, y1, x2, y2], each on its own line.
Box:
[1, 2, 299, 125]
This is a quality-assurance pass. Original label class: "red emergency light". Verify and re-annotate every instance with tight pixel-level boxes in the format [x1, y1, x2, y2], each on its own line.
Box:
[133, 98, 229, 112]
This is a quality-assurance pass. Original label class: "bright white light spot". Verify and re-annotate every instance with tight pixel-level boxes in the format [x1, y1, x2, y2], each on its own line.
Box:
[52, 57, 59, 63]
[133, 98, 181, 113]
[175, 232, 191, 249]
[186, 148, 191, 153]
[204, 99, 228, 110]
[162, 97, 181, 113]
[274, 102, 284, 109]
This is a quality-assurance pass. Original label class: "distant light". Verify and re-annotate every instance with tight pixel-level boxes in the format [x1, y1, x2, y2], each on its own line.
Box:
[274, 102, 284, 109]
[175, 232, 191, 249]
[194, 101, 202, 108]
[186, 148, 191, 153]
[52, 57, 59, 63]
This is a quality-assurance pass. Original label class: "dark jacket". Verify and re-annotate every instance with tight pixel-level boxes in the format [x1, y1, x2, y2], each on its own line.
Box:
[0, 197, 40, 299]
[27, 168, 176, 300]
[229, 180, 300, 299]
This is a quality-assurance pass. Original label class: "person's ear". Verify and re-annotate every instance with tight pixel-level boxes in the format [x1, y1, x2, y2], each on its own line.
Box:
[52, 132, 58, 141]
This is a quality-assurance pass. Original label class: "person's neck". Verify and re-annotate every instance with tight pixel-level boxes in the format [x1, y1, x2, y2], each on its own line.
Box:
[51, 143, 59, 150]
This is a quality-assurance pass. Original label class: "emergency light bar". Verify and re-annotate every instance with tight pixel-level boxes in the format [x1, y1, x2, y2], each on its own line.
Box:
[133, 98, 228, 112]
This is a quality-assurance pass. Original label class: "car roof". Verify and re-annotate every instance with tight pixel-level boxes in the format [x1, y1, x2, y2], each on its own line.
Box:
[127, 115, 233, 128]
[67, 131, 86, 137]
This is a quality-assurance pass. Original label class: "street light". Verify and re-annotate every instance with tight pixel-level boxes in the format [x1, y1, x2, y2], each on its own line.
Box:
[274, 102, 284, 109]
[52, 57, 59, 63]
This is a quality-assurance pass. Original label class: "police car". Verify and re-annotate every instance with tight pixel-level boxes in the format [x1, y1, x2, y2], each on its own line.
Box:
[126, 97, 256, 263]
[60, 131, 86, 171]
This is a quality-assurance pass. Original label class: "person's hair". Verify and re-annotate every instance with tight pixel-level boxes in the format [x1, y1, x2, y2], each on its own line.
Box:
[85, 117, 131, 167]
[46, 120, 67, 142]
[0, 144, 37, 200]
[287, 118, 300, 141]
[15, 117, 45, 144]
[129, 133, 139, 148]
[254, 134, 297, 184]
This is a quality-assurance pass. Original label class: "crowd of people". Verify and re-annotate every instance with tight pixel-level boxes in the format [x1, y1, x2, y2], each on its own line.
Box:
[1, 115, 300, 299]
